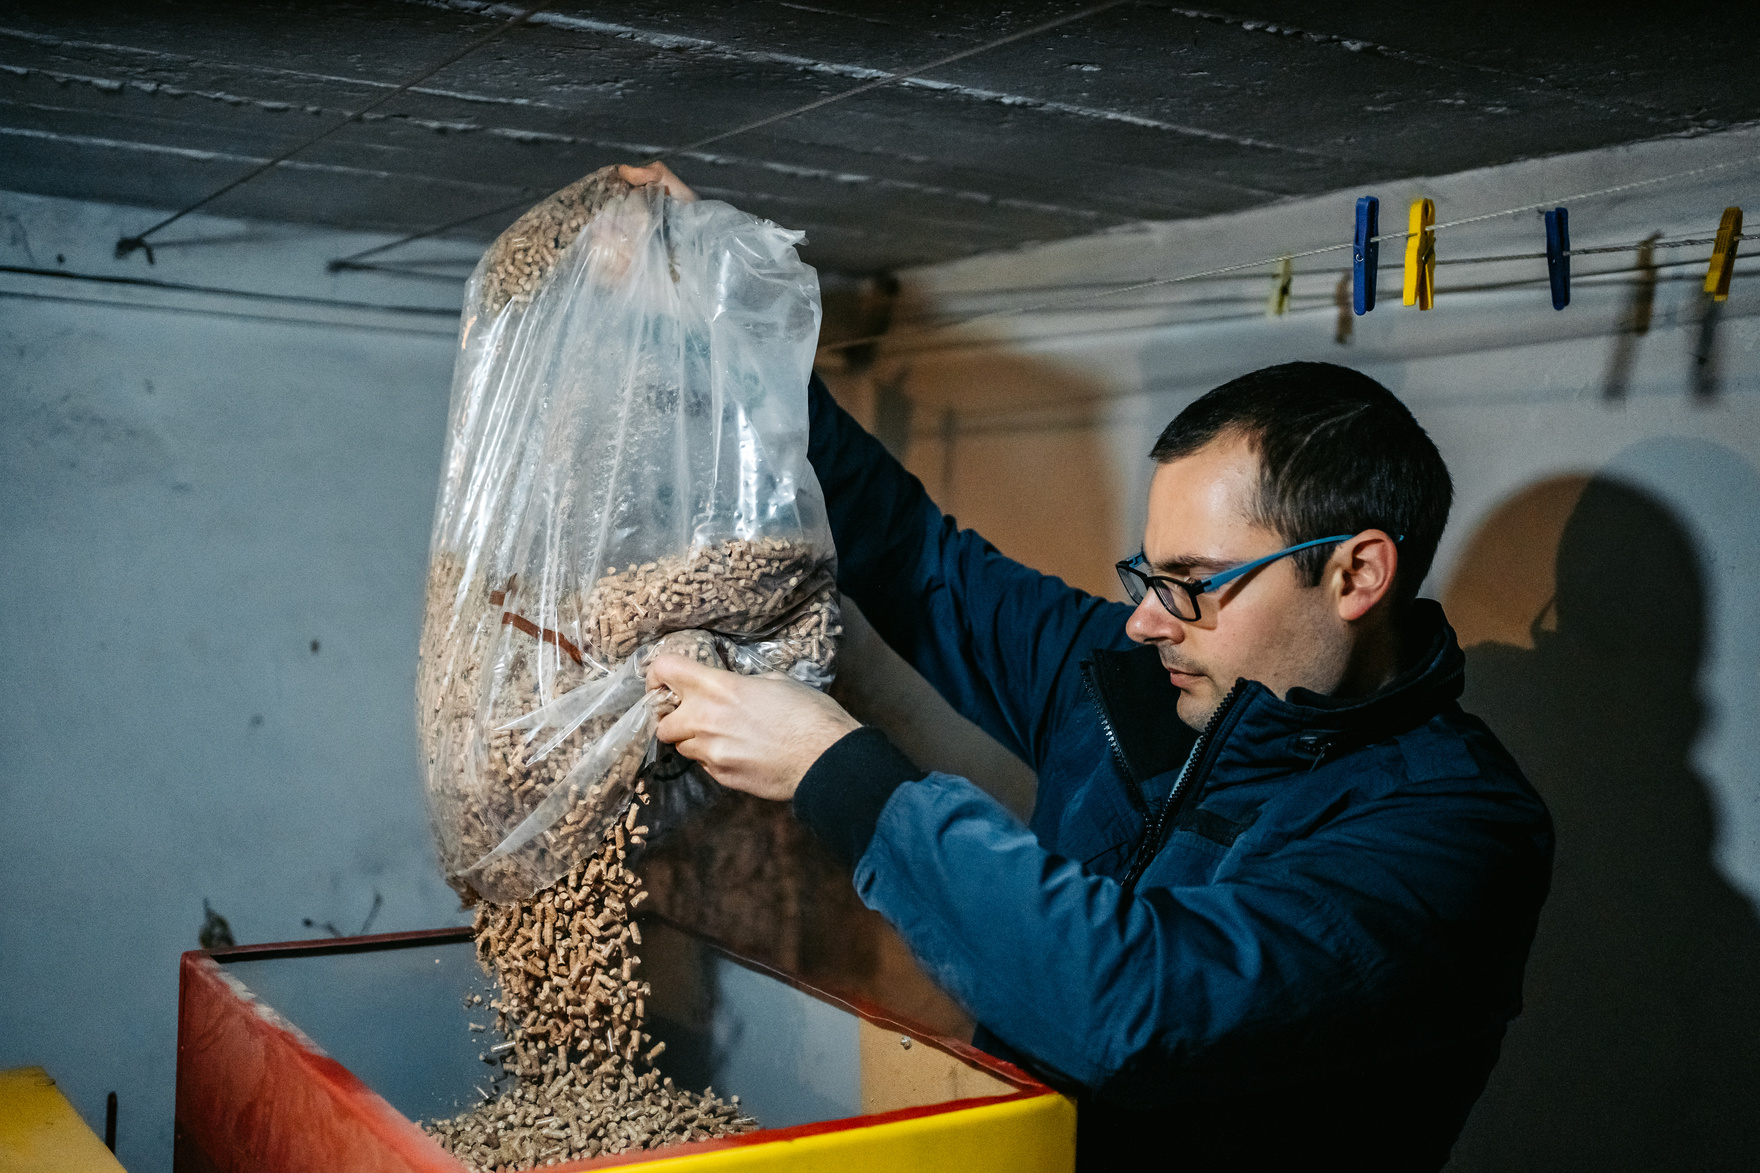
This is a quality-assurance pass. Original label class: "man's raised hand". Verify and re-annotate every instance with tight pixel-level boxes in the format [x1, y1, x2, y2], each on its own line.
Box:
[647, 654, 860, 801]
[617, 162, 698, 202]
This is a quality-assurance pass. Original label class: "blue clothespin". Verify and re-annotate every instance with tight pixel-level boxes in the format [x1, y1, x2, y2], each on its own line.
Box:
[1353, 196, 1379, 315]
[1544, 207, 1570, 311]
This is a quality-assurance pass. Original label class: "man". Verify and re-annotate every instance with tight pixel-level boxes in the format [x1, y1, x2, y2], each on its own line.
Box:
[649, 353, 1552, 1169]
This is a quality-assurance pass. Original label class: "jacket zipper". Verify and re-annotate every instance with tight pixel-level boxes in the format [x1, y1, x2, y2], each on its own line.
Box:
[1120, 680, 1245, 893]
[1082, 664, 1149, 813]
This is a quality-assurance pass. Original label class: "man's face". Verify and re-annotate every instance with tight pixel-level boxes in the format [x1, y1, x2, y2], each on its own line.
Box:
[1126, 434, 1351, 730]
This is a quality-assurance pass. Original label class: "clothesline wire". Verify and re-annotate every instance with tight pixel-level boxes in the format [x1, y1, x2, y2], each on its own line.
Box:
[325, 0, 1129, 269]
[818, 157, 1760, 353]
[841, 256, 1754, 353]
[9, 245, 1725, 331]
[1438, 233, 1754, 266]
[894, 232, 1760, 317]
[938, 155, 1760, 325]
[115, 1, 559, 262]
[867, 263, 1753, 360]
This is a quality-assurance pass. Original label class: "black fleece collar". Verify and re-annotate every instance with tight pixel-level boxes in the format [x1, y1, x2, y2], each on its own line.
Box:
[1086, 599, 1466, 791]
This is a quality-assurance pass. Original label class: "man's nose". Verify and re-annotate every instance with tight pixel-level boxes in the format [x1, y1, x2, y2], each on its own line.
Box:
[1125, 594, 1184, 644]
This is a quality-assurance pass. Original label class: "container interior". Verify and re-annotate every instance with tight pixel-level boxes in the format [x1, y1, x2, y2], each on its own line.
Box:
[215, 921, 1014, 1138]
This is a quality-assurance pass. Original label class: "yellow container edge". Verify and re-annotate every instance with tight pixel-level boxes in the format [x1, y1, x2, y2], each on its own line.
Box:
[609, 1091, 1076, 1173]
[0, 1066, 127, 1173]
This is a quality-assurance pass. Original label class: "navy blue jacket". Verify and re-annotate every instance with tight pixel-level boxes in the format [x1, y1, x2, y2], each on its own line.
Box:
[793, 376, 1553, 1171]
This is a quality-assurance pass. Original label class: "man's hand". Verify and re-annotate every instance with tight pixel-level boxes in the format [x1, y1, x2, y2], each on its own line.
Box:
[648, 654, 860, 801]
[618, 162, 698, 202]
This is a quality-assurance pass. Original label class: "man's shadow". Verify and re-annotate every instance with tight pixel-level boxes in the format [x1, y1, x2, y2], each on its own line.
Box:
[1446, 474, 1760, 1171]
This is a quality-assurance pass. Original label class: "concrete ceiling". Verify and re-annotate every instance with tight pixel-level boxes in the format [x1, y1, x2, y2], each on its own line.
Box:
[3, 1, 1755, 276]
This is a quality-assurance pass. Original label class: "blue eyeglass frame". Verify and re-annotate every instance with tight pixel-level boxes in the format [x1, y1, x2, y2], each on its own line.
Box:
[1117, 533, 1387, 620]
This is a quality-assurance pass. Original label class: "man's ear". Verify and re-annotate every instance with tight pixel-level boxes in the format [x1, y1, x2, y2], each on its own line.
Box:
[1333, 530, 1399, 622]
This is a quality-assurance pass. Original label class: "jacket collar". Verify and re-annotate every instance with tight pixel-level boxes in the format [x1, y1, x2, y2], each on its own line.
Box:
[1087, 599, 1465, 790]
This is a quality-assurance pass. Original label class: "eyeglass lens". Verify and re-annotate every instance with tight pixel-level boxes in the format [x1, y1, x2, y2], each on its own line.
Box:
[1154, 580, 1198, 620]
[1117, 563, 1147, 604]
[1118, 563, 1200, 621]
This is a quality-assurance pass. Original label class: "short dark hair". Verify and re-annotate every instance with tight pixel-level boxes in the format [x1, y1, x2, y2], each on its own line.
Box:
[1149, 362, 1452, 608]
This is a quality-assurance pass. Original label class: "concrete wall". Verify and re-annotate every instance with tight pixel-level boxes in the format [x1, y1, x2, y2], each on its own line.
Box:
[0, 191, 477, 1170]
[833, 126, 1760, 1169]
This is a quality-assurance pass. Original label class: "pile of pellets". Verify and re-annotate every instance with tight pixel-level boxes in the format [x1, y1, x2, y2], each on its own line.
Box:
[425, 799, 757, 1170]
[479, 165, 634, 315]
[580, 538, 838, 667]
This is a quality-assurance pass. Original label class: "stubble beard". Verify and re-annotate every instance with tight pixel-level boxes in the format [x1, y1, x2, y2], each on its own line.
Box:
[1155, 645, 1216, 731]
[1173, 682, 1220, 731]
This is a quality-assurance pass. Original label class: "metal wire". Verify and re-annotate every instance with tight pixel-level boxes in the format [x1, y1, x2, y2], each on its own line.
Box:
[1439, 233, 1758, 266]
[1, 263, 458, 317]
[818, 170, 1760, 353]
[327, 193, 544, 272]
[847, 252, 1755, 358]
[114, 1, 558, 263]
[652, 0, 1131, 161]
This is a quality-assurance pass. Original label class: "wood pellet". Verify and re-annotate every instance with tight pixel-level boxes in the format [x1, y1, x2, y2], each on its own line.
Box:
[425, 812, 757, 1170]
[479, 165, 634, 315]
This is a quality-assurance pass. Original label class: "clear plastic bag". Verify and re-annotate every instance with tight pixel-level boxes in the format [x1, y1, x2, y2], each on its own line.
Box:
[416, 168, 838, 904]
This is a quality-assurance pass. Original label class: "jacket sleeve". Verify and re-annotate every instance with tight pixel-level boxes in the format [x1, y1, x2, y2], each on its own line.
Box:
[807, 374, 1130, 770]
[848, 768, 1550, 1104]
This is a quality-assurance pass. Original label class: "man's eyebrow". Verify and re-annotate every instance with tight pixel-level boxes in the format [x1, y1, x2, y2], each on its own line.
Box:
[1149, 553, 1233, 576]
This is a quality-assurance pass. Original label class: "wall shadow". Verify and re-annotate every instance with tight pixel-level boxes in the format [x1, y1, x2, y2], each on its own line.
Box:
[1445, 475, 1760, 1171]
[840, 318, 1136, 602]
[1600, 232, 1659, 402]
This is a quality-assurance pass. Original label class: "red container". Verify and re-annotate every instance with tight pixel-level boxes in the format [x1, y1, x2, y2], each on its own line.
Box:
[174, 924, 1074, 1173]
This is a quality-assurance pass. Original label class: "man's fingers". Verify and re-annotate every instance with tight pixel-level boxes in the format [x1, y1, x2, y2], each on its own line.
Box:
[617, 162, 698, 202]
[647, 661, 859, 802]
[654, 702, 701, 748]
[649, 654, 739, 750]
[646, 652, 719, 694]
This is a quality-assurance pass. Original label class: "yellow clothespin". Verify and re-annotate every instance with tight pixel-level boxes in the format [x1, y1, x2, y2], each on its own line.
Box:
[1266, 255, 1293, 317]
[1403, 198, 1435, 310]
[1704, 206, 1742, 301]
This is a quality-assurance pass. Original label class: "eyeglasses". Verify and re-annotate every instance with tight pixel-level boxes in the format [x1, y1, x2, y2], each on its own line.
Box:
[1116, 534, 1360, 621]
